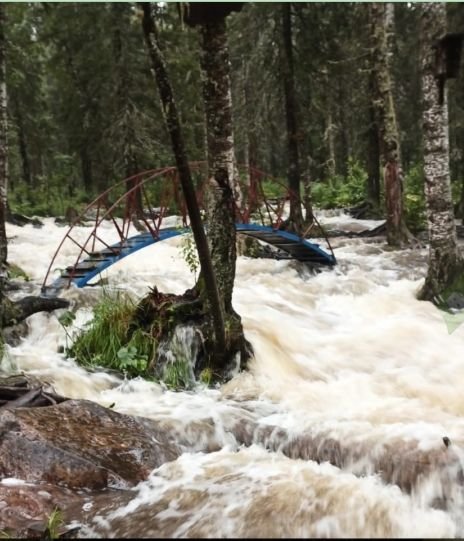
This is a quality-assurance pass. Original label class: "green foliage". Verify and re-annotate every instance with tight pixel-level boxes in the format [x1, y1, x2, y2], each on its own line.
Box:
[45, 508, 64, 540]
[312, 158, 367, 209]
[58, 310, 76, 328]
[451, 178, 463, 207]
[199, 367, 213, 386]
[163, 357, 192, 390]
[116, 337, 150, 374]
[403, 163, 426, 232]
[67, 292, 152, 378]
[6, 263, 29, 281]
[9, 177, 90, 218]
[261, 179, 287, 200]
[180, 232, 199, 279]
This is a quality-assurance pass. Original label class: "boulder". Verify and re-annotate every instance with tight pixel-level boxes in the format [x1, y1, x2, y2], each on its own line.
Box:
[0, 399, 181, 490]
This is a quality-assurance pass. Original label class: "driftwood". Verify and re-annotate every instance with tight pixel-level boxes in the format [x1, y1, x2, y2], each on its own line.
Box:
[6, 211, 43, 228]
[2, 295, 69, 328]
[346, 200, 383, 220]
[327, 221, 387, 239]
[0, 374, 68, 409]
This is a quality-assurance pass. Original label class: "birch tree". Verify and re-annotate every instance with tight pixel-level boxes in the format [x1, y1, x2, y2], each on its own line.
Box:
[418, 2, 464, 303]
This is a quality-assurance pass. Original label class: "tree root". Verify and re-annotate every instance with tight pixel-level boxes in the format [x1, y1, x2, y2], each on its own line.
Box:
[0, 374, 68, 409]
[128, 286, 252, 384]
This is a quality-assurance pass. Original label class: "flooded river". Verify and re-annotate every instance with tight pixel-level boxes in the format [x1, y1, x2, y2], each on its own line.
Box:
[2, 212, 464, 537]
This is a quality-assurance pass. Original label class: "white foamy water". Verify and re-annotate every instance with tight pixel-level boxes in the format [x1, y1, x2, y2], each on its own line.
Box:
[3, 214, 464, 538]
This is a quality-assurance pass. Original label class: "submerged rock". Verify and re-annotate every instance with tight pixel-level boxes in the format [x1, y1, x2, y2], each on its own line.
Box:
[0, 397, 183, 536]
[0, 399, 181, 490]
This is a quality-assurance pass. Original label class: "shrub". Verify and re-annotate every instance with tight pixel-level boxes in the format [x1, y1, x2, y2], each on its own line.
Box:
[312, 158, 367, 209]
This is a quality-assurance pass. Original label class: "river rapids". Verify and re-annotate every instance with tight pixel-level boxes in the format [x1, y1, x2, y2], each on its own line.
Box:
[2, 212, 464, 538]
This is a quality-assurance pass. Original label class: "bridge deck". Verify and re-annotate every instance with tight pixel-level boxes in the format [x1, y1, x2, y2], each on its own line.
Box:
[48, 224, 335, 292]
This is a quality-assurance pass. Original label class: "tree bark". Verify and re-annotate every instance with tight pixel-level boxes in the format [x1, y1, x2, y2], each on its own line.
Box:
[80, 145, 93, 194]
[2, 296, 69, 328]
[200, 18, 238, 313]
[368, 2, 411, 247]
[140, 3, 226, 356]
[418, 3, 463, 302]
[281, 3, 306, 234]
[197, 15, 251, 373]
[0, 3, 7, 270]
[366, 69, 381, 205]
[13, 99, 32, 187]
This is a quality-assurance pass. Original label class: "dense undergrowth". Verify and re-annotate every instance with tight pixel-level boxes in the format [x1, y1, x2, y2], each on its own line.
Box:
[10, 159, 462, 234]
[311, 160, 462, 233]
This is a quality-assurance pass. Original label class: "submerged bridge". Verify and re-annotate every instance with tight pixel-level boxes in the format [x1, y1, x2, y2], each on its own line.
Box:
[41, 164, 336, 294]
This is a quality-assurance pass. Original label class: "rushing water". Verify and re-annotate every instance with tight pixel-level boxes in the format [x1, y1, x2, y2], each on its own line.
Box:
[3, 212, 464, 538]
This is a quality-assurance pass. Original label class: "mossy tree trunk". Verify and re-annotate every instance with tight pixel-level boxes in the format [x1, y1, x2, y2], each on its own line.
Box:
[0, 3, 8, 320]
[418, 3, 463, 302]
[368, 2, 411, 247]
[366, 67, 381, 206]
[0, 3, 7, 272]
[198, 13, 250, 374]
[200, 18, 238, 314]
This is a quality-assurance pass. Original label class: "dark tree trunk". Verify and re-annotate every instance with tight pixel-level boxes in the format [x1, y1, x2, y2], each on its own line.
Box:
[461, 174, 464, 226]
[367, 71, 381, 205]
[113, 3, 144, 220]
[13, 99, 32, 187]
[243, 73, 258, 188]
[368, 2, 411, 247]
[418, 3, 463, 302]
[337, 79, 349, 180]
[80, 145, 93, 194]
[60, 39, 94, 195]
[326, 113, 336, 181]
[140, 3, 226, 357]
[281, 3, 305, 234]
[0, 3, 7, 270]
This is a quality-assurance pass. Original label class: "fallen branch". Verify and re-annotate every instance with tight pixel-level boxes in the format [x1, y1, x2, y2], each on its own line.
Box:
[2, 295, 69, 327]
[0, 375, 68, 409]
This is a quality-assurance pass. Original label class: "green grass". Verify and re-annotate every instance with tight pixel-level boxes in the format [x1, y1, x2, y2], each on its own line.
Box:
[45, 508, 64, 540]
[66, 292, 153, 378]
[163, 357, 193, 390]
[6, 263, 30, 281]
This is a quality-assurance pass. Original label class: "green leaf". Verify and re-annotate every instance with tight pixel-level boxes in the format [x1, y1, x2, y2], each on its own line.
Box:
[58, 310, 76, 328]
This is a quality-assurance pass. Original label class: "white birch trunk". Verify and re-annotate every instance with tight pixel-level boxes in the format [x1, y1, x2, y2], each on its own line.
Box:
[419, 2, 462, 302]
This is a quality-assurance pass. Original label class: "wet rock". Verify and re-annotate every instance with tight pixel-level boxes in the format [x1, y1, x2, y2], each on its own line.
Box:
[228, 419, 464, 505]
[2, 321, 29, 346]
[0, 482, 82, 537]
[0, 399, 181, 490]
[0, 480, 133, 538]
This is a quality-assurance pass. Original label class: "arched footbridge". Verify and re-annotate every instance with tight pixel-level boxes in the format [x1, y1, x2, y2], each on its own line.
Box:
[41, 164, 336, 294]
